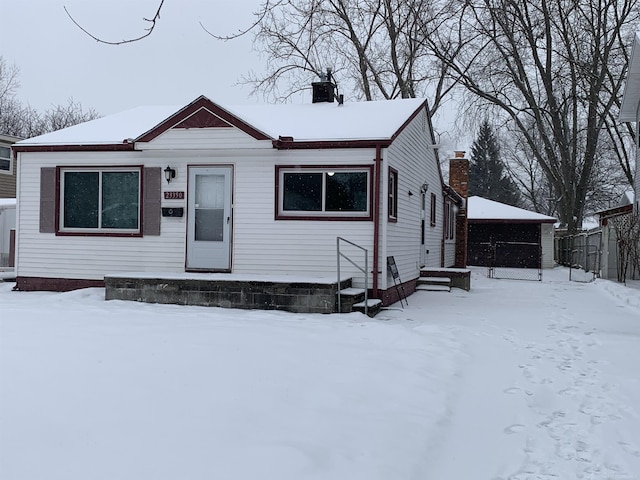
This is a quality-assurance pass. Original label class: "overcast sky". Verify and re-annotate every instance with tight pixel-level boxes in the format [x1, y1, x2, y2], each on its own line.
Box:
[2, 0, 465, 152]
[2, 0, 267, 116]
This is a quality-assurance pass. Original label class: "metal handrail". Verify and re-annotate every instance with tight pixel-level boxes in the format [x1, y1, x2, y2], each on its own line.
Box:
[336, 237, 368, 315]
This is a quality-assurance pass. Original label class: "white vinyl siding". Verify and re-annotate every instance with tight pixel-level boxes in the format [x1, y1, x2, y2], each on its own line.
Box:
[232, 149, 375, 288]
[16, 151, 186, 280]
[17, 147, 375, 288]
[383, 107, 444, 289]
[136, 128, 270, 151]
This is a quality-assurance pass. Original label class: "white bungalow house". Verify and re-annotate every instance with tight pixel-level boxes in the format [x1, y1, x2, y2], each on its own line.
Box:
[12, 91, 464, 311]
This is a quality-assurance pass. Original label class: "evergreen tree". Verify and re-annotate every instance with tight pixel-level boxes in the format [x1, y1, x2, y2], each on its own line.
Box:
[469, 121, 521, 206]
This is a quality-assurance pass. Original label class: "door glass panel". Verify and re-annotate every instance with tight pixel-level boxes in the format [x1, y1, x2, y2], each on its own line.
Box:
[195, 174, 225, 242]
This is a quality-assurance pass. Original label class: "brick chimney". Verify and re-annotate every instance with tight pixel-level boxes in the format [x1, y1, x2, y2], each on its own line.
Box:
[449, 150, 469, 199]
[449, 151, 469, 268]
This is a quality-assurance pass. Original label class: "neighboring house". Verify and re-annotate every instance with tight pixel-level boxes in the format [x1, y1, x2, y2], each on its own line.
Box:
[0, 198, 16, 269]
[0, 134, 21, 198]
[467, 196, 556, 269]
[620, 34, 640, 211]
[12, 91, 463, 306]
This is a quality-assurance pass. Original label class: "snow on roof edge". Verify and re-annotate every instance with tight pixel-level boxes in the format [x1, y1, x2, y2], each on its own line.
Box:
[14, 97, 428, 147]
[467, 196, 556, 222]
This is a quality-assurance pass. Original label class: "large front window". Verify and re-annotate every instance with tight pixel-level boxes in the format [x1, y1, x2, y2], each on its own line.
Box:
[277, 166, 371, 219]
[60, 168, 141, 232]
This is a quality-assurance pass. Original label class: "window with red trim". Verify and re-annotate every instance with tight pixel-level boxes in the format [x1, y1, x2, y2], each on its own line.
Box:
[388, 168, 398, 221]
[59, 167, 141, 233]
[430, 193, 437, 227]
[276, 166, 371, 220]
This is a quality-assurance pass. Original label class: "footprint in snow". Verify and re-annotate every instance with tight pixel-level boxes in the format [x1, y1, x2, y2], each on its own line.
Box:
[504, 424, 526, 434]
[619, 441, 640, 457]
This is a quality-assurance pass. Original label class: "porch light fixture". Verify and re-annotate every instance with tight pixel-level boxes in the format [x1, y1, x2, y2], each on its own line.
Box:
[164, 166, 176, 184]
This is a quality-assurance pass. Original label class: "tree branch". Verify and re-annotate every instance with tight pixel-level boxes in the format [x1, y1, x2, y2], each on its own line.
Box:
[64, 0, 165, 45]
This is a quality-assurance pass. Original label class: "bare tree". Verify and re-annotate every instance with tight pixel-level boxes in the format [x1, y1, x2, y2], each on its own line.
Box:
[64, 1, 166, 45]
[423, 0, 640, 233]
[0, 56, 100, 138]
[227, 0, 458, 115]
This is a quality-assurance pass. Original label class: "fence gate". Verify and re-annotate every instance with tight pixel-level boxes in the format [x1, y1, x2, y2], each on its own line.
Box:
[555, 230, 601, 282]
[486, 240, 543, 281]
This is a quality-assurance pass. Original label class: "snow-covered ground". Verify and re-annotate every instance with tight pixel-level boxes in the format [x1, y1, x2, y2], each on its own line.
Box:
[1, 267, 639, 480]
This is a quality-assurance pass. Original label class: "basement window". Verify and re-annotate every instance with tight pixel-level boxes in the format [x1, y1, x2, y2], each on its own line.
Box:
[276, 166, 372, 220]
[59, 167, 141, 233]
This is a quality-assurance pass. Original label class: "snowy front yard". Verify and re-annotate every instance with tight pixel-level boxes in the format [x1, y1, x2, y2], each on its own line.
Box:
[1, 268, 639, 479]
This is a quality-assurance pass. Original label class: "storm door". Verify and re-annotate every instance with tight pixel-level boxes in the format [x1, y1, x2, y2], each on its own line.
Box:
[186, 166, 232, 270]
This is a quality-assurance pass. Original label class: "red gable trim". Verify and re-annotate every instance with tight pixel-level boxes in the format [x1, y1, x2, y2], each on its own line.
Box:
[173, 108, 233, 129]
[273, 138, 392, 149]
[12, 143, 135, 153]
[136, 95, 272, 142]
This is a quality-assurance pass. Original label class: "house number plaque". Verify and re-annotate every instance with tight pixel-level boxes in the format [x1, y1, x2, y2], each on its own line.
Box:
[164, 191, 185, 200]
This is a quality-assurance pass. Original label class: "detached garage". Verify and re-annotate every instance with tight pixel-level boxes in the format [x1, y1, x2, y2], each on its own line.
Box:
[467, 196, 556, 269]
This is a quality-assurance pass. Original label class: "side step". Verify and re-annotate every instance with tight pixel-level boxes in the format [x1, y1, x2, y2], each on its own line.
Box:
[416, 276, 451, 292]
[338, 288, 382, 316]
[353, 299, 383, 317]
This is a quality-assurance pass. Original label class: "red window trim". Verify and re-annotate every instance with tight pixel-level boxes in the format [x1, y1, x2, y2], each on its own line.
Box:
[430, 192, 437, 227]
[55, 165, 145, 237]
[388, 167, 398, 222]
[274, 164, 374, 221]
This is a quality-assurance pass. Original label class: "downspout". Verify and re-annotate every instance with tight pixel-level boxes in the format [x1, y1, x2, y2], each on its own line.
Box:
[372, 144, 382, 298]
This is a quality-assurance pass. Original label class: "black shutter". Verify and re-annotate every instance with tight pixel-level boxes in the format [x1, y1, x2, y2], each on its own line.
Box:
[143, 167, 161, 235]
[39, 167, 56, 233]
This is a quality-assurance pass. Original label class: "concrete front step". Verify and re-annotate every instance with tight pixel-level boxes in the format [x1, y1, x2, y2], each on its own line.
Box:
[420, 277, 451, 284]
[338, 287, 366, 313]
[416, 284, 451, 292]
[417, 276, 451, 292]
[353, 299, 383, 317]
[420, 268, 471, 291]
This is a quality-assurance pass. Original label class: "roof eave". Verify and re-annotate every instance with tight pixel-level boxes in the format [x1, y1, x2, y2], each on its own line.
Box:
[619, 34, 640, 122]
[272, 138, 392, 149]
[468, 218, 557, 224]
[12, 143, 136, 153]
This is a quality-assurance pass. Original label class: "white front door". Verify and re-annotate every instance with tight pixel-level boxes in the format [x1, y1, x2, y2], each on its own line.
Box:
[186, 166, 233, 270]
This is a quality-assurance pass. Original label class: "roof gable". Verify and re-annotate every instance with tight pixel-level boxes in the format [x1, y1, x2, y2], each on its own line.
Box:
[136, 96, 271, 143]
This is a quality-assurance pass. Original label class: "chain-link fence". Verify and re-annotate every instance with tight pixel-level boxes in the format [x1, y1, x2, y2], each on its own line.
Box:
[555, 229, 601, 282]
[485, 241, 543, 281]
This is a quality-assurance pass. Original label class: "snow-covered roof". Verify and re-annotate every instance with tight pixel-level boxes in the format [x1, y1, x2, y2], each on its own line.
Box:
[227, 99, 426, 142]
[467, 196, 556, 223]
[16, 106, 179, 146]
[16, 96, 427, 146]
